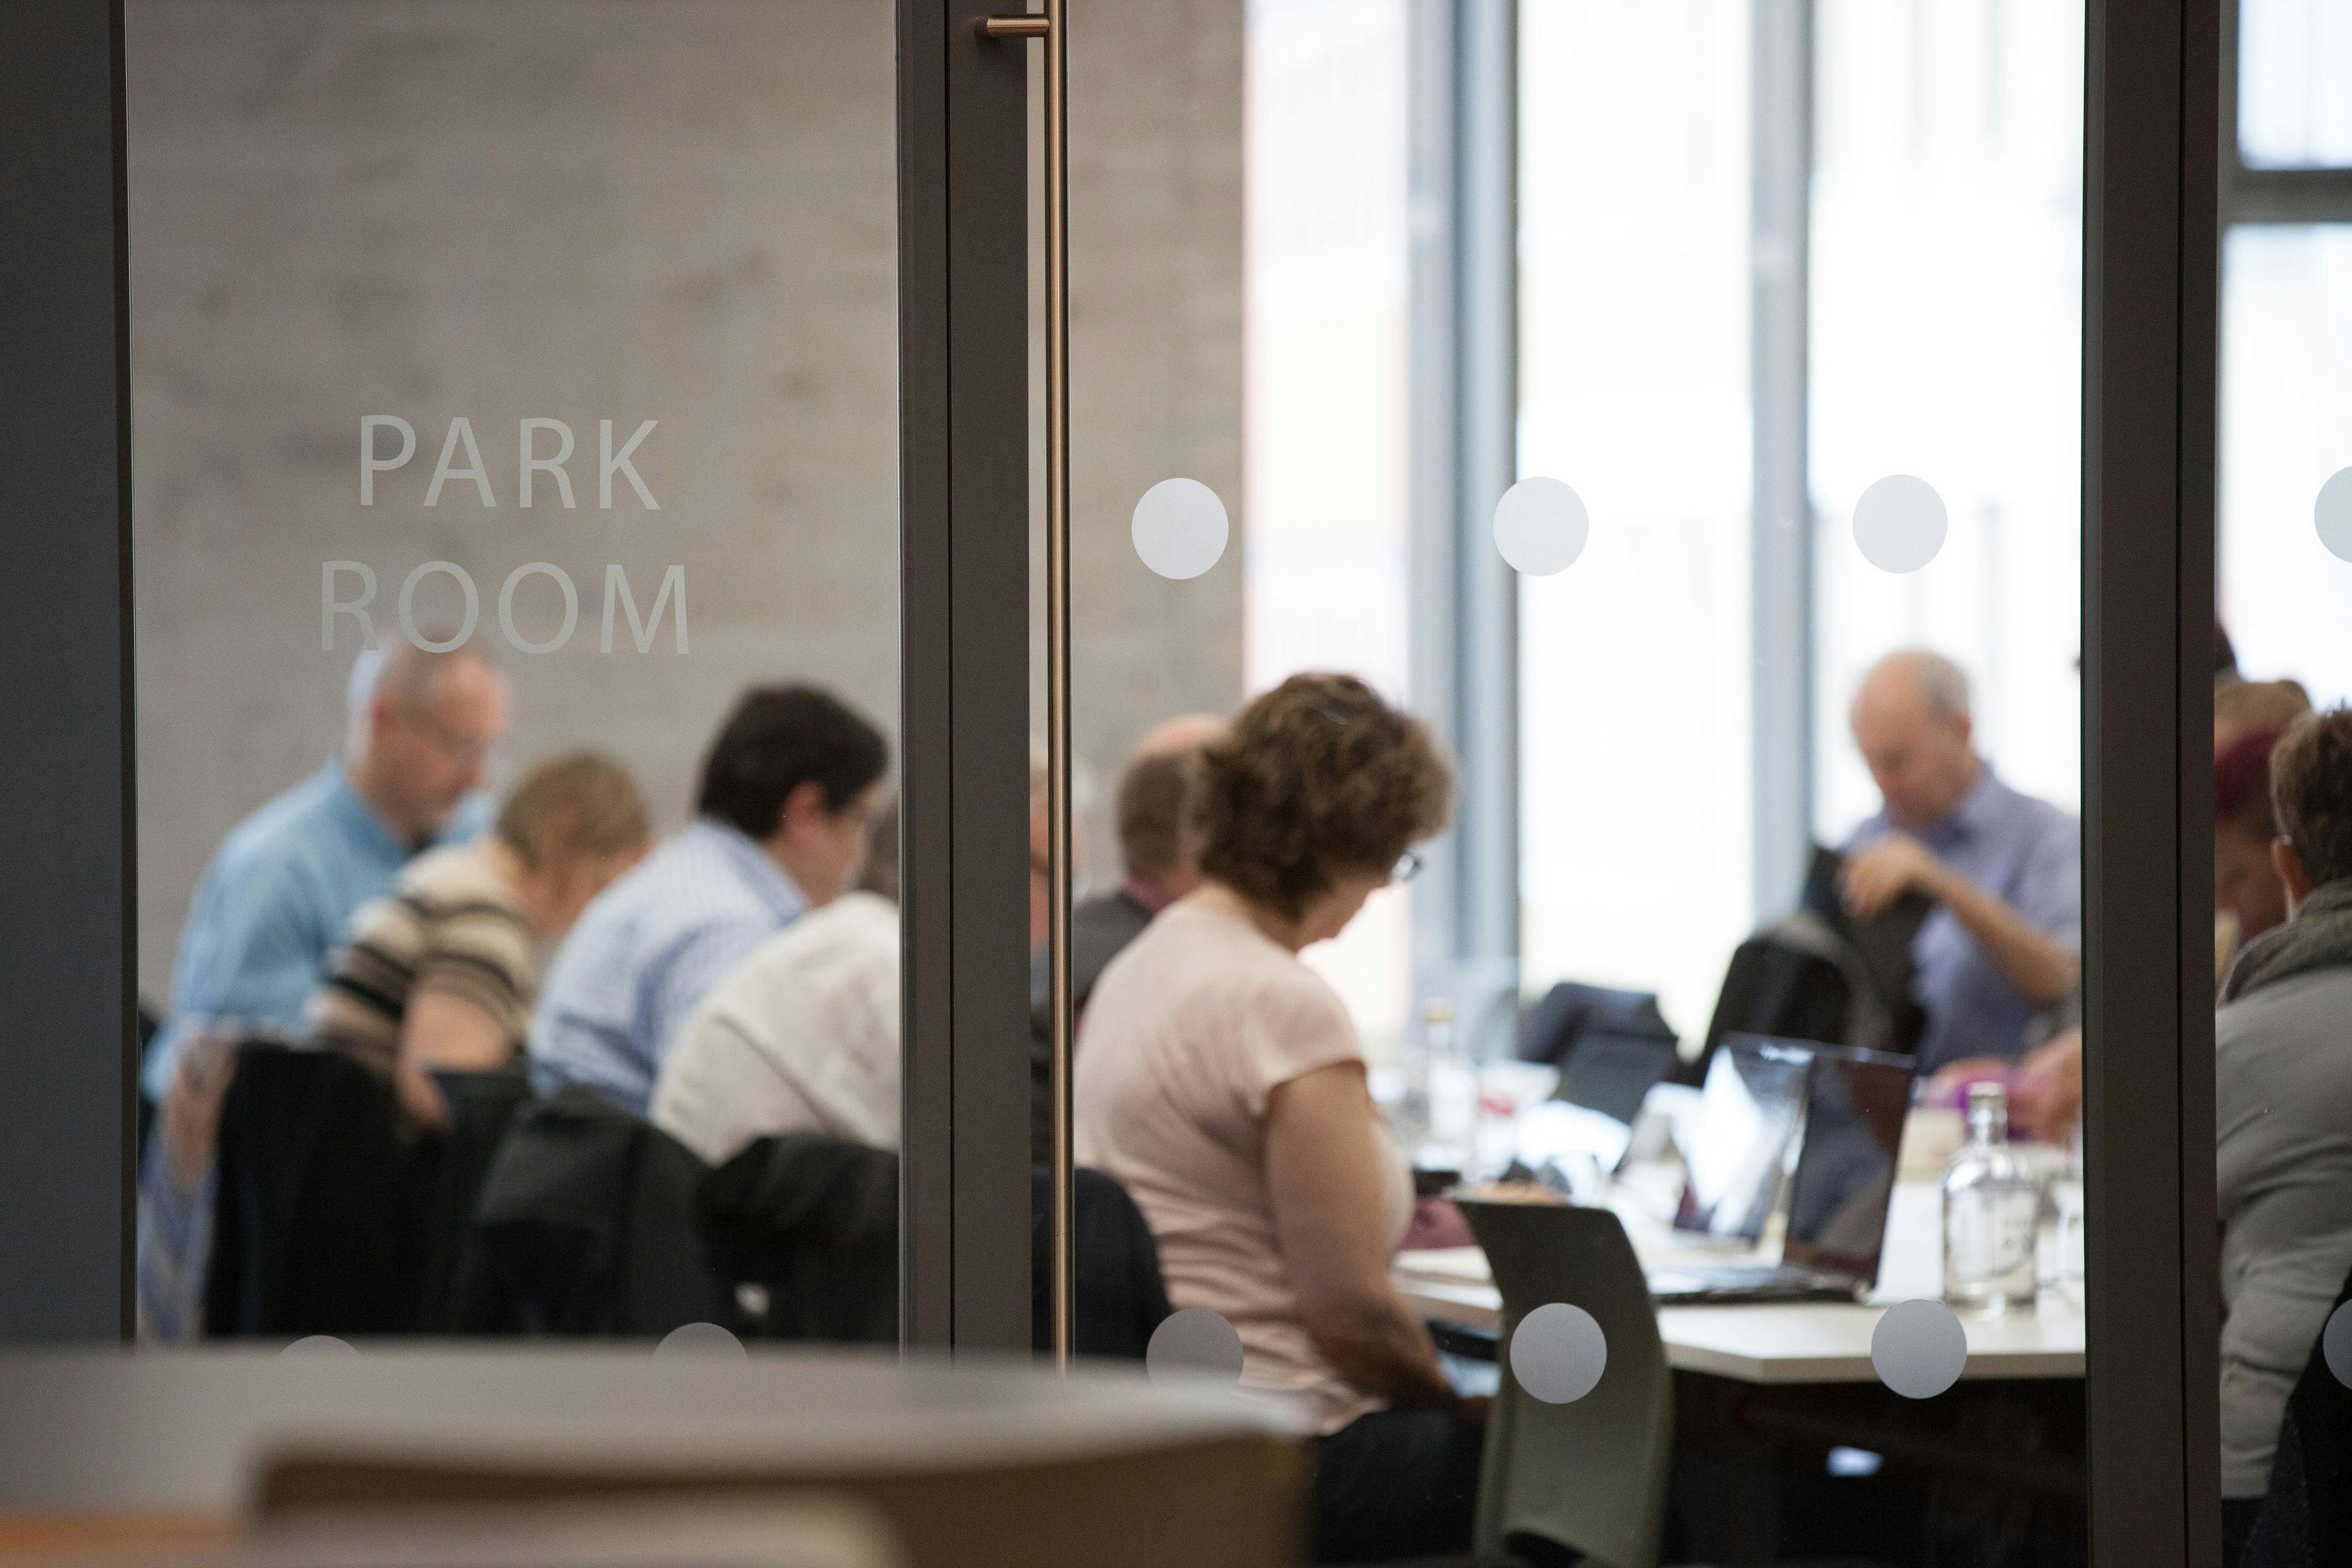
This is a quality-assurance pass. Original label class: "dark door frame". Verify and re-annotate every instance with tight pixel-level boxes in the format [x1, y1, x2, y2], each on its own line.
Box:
[0, 0, 2232, 1556]
[2082, 1, 2223, 1563]
[897, 0, 1034, 1354]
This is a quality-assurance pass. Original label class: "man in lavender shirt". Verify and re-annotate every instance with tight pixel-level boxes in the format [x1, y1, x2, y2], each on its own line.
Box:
[1838, 650, 2082, 1073]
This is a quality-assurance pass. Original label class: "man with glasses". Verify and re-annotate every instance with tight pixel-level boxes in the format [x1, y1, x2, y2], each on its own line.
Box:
[142, 640, 510, 1103]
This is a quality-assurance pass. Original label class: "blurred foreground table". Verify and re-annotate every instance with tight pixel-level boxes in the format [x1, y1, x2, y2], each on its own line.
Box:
[0, 1345, 1307, 1568]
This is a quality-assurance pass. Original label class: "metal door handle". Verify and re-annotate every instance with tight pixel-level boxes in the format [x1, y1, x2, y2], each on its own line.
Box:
[981, 2, 1073, 1370]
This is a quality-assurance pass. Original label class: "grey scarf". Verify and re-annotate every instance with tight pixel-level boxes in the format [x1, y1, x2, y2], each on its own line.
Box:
[2221, 877, 2352, 1004]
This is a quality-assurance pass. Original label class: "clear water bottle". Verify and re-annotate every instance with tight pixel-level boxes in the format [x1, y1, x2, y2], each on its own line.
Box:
[1942, 1081, 2042, 1316]
[1416, 999, 1477, 1177]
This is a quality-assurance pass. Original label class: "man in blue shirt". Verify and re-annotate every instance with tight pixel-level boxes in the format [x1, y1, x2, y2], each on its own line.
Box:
[144, 642, 510, 1100]
[529, 684, 889, 1114]
[1839, 649, 2082, 1073]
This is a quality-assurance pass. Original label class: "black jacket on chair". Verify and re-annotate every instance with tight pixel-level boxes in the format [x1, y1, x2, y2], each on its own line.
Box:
[697, 1132, 900, 1344]
[416, 1067, 534, 1329]
[2242, 1262, 2352, 1566]
[205, 1041, 436, 1337]
[451, 1086, 725, 1337]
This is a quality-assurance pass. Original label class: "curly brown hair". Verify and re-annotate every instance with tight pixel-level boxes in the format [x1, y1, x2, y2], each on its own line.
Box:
[1194, 672, 1455, 919]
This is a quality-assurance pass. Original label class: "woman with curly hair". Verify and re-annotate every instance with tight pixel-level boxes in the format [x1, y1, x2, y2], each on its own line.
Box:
[1074, 672, 1480, 1565]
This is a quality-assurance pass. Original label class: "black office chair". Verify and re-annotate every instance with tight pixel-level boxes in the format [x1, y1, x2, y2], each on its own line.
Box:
[1518, 981, 1675, 1075]
[1029, 1165, 1173, 1360]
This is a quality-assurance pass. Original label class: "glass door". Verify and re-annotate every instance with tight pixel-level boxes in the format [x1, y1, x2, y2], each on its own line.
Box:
[1023, 1, 2216, 1561]
[122, 0, 909, 1348]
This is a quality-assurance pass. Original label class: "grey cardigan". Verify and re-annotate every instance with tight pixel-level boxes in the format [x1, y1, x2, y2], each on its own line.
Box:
[2217, 965, 2352, 1498]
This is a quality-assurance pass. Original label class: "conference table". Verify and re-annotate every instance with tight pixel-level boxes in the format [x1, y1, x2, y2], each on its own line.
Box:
[1394, 1168, 2087, 1386]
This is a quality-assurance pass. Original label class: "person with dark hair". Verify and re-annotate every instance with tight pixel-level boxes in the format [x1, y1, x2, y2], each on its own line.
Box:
[2216, 708, 2352, 1564]
[1028, 713, 1224, 1164]
[1075, 673, 1480, 1565]
[529, 685, 889, 1115]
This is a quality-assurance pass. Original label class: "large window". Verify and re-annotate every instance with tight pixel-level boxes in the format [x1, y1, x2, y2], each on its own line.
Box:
[2237, 0, 2352, 169]
[1242, 0, 1414, 1053]
[1809, 0, 2085, 842]
[1515, 1, 1754, 1038]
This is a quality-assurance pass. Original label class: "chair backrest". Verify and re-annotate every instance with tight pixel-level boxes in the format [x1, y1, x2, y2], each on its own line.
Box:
[1457, 1197, 1671, 1568]
[1517, 981, 1673, 1072]
[1029, 1166, 1173, 1360]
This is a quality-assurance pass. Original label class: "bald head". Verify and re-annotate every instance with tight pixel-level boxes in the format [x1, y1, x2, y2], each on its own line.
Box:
[1134, 712, 1226, 760]
[1119, 713, 1225, 895]
[1850, 650, 1981, 832]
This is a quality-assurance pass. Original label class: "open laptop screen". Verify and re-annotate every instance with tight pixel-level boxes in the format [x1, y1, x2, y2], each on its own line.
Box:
[1782, 1043, 1916, 1282]
[1673, 1037, 1812, 1243]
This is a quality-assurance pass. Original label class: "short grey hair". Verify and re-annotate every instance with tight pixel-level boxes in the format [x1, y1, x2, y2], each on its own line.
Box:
[345, 640, 493, 726]
[1869, 649, 1972, 726]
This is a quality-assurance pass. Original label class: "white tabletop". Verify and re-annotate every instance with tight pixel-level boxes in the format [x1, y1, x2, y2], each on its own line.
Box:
[1396, 1179, 2085, 1386]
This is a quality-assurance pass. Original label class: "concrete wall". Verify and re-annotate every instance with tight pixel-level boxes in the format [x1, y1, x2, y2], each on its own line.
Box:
[125, 0, 1244, 1004]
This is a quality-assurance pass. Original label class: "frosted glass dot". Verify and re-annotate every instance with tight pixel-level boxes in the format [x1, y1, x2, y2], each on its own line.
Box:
[1852, 474, 1948, 574]
[657, 1322, 747, 1358]
[1870, 1299, 1967, 1399]
[1132, 478, 1230, 580]
[1492, 478, 1590, 576]
[1508, 1301, 1607, 1404]
[281, 1335, 356, 1358]
[1147, 1307, 1245, 1382]
[2315, 468, 2352, 563]
[2323, 1301, 2352, 1387]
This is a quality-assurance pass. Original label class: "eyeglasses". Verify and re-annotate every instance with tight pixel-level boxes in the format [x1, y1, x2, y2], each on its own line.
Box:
[1392, 849, 1424, 884]
[398, 703, 497, 770]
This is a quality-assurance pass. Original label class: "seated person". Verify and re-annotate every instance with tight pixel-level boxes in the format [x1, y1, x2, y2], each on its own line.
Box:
[1030, 713, 1223, 1163]
[1075, 672, 1482, 1566]
[310, 752, 649, 1131]
[2217, 709, 2352, 1558]
[529, 685, 889, 1115]
[2215, 724, 2293, 966]
[1840, 649, 2081, 1071]
[653, 800, 900, 1163]
[146, 641, 510, 1103]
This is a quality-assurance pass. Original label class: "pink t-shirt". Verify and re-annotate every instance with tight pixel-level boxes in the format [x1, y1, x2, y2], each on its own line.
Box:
[1074, 900, 1413, 1435]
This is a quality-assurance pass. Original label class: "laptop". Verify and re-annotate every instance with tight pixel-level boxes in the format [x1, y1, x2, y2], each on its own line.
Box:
[1648, 1037, 1916, 1305]
[1666, 1037, 1814, 1245]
